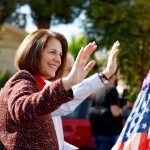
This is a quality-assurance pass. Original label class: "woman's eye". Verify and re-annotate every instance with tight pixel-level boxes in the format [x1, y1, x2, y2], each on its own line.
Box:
[49, 50, 56, 54]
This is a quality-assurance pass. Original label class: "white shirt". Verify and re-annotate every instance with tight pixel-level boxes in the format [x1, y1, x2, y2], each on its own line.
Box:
[48, 74, 104, 150]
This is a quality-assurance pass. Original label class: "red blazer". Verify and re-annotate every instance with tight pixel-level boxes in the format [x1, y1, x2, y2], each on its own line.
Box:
[0, 70, 73, 150]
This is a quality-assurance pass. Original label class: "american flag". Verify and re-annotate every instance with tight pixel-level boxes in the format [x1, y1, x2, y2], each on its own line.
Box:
[112, 70, 150, 150]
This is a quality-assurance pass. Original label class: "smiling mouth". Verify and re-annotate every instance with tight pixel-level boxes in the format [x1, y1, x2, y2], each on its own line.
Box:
[48, 64, 58, 71]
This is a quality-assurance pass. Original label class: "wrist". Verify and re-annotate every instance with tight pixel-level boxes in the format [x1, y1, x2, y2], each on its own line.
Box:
[99, 72, 108, 83]
[62, 77, 74, 91]
[101, 70, 111, 79]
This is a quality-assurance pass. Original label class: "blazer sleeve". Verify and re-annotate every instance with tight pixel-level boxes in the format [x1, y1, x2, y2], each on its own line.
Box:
[7, 71, 73, 124]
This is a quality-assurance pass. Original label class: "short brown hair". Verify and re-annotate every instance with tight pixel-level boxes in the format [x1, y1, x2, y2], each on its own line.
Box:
[15, 29, 68, 80]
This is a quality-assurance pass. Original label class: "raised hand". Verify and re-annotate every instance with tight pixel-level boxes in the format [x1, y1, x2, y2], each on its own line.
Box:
[102, 41, 120, 79]
[63, 42, 97, 90]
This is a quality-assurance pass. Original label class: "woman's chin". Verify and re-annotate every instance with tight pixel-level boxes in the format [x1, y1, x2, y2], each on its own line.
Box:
[48, 73, 56, 79]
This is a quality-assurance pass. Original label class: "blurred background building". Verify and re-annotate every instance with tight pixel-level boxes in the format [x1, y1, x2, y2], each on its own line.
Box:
[0, 23, 27, 74]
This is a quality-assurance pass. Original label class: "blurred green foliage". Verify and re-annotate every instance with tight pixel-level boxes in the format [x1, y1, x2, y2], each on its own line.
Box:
[69, 35, 87, 58]
[84, 0, 150, 102]
[0, 70, 9, 88]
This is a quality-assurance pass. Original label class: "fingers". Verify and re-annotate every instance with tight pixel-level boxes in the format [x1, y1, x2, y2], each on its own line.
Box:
[75, 41, 97, 67]
[78, 42, 97, 60]
[112, 48, 119, 59]
[109, 41, 120, 60]
[84, 42, 97, 57]
[111, 41, 120, 52]
[84, 60, 96, 74]
[113, 40, 120, 48]
[75, 47, 84, 62]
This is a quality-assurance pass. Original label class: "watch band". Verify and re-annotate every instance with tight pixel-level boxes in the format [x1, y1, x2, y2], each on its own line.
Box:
[99, 72, 108, 82]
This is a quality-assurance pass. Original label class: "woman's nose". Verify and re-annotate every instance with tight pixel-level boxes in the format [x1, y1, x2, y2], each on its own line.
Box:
[54, 55, 61, 64]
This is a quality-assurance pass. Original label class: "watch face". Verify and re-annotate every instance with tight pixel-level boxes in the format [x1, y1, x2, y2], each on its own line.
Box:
[99, 74, 105, 82]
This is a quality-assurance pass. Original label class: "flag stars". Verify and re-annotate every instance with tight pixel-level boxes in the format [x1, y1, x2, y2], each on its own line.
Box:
[142, 101, 147, 109]
[145, 107, 150, 113]
[132, 107, 137, 113]
[134, 124, 139, 132]
[126, 132, 130, 138]
[130, 121, 135, 129]
[142, 123, 147, 129]
[127, 115, 132, 122]
[133, 109, 138, 115]
[132, 113, 139, 119]
[138, 115, 143, 121]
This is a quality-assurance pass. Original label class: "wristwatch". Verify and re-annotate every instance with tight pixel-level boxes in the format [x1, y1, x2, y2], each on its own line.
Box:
[99, 72, 108, 82]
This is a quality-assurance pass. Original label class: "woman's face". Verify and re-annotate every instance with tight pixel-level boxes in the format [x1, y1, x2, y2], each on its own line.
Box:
[39, 38, 62, 80]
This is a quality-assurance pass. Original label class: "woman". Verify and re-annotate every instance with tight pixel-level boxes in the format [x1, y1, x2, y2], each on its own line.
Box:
[0, 29, 98, 149]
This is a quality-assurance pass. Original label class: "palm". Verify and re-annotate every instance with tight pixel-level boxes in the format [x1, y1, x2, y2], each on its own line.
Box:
[68, 42, 97, 85]
[103, 41, 120, 78]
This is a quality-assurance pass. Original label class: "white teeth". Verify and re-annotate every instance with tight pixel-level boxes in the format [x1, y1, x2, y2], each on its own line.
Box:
[48, 65, 57, 69]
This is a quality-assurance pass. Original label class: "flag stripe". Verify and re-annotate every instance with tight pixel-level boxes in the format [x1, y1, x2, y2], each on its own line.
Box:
[123, 139, 131, 150]
[112, 70, 150, 150]
[131, 133, 141, 150]
[138, 133, 147, 150]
